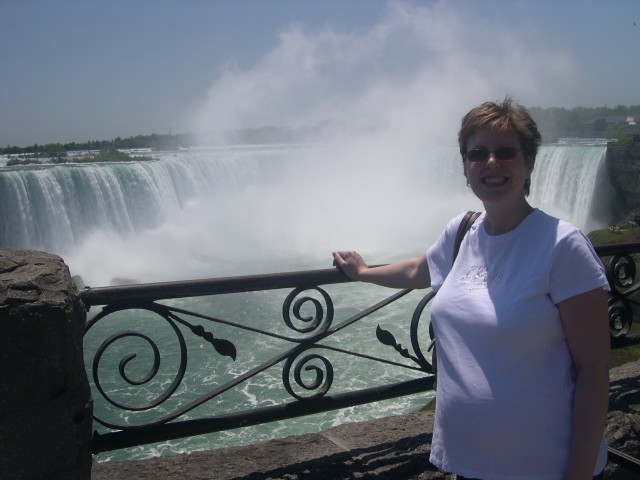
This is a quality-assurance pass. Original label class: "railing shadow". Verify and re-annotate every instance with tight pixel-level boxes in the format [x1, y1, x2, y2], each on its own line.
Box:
[227, 432, 439, 480]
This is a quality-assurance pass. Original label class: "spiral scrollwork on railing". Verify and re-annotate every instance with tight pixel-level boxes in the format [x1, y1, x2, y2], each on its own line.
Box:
[604, 253, 638, 339]
[282, 286, 333, 335]
[410, 290, 436, 373]
[85, 304, 188, 416]
[110, 331, 160, 386]
[608, 296, 633, 339]
[282, 348, 334, 401]
[607, 254, 638, 296]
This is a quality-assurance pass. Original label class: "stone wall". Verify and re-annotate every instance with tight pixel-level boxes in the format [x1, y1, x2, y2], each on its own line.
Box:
[0, 249, 92, 480]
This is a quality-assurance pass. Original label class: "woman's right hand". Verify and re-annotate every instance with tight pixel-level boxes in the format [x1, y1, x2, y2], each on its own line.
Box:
[332, 252, 431, 290]
[332, 251, 368, 280]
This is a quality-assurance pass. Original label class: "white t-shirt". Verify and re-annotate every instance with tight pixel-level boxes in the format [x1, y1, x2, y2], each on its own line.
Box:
[426, 209, 608, 479]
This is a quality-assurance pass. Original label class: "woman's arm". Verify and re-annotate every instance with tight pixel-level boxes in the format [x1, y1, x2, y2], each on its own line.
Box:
[332, 251, 431, 289]
[558, 287, 610, 479]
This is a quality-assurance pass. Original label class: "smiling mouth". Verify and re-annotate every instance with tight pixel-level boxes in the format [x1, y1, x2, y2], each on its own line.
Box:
[483, 176, 508, 186]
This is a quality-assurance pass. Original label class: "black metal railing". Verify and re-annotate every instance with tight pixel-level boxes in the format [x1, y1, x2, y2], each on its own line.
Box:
[82, 266, 438, 454]
[81, 243, 640, 471]
[598, 243, 640, 345]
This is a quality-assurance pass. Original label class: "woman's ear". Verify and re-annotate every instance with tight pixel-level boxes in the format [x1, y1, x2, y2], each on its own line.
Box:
[525, 155, 535, 174]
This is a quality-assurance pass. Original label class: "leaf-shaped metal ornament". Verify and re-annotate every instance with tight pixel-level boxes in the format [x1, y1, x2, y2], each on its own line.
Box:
[190, 324, 237, 361]
[377, 325, 412, 361]
[211, 338, 237, 361]
[376, 325, 397, 346]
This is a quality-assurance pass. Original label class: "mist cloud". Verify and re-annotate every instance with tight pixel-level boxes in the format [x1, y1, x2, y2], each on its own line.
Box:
[70, 2, 580, 285]
[191, 1, 577, 146]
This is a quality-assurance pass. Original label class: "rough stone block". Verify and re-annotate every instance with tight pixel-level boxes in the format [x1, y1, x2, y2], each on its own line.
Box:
[0, 249, 93, 480]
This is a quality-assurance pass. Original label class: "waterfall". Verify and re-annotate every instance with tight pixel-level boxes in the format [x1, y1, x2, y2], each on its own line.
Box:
[0, 147, 290, 253]
[529, 140, 612, 232]
[0, 141, 614, 285]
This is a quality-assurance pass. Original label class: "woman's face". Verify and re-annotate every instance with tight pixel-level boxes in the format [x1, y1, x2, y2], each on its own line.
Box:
[463, 127, 532, 207]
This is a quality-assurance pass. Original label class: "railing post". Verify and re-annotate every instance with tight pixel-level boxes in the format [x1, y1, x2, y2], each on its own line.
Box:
[0, 249, 92, 480]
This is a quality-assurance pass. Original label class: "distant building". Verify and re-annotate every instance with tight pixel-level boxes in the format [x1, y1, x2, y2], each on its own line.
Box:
[584, 114, 639, 136]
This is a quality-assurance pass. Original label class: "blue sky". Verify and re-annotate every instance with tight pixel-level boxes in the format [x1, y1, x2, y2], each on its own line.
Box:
[1, 0, 638, 147]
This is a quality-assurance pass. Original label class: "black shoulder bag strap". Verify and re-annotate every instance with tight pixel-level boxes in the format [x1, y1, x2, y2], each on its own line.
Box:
[453, 211, 481, 263]
[428, 211, 480, 385]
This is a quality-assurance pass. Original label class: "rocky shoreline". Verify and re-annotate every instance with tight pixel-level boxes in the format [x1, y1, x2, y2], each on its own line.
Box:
[605, 359, 640, 478]
[92, 359, 640, 480]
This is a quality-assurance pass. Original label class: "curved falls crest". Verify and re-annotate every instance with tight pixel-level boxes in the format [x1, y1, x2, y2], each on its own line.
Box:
[0, 141, 614, 284]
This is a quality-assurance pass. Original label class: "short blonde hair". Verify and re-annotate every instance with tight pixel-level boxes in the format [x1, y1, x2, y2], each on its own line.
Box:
[458, 96, 542, 195]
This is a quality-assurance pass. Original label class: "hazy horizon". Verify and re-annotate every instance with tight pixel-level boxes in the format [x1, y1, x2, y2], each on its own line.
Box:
[1, 0, 638, 148]
[3, 102, 640, 151]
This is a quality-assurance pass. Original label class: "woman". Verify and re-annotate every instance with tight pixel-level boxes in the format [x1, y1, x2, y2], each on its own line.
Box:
[332, 97, 610, 479]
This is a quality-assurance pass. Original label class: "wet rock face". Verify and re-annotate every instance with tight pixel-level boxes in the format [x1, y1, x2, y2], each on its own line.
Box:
[607, 140, 640, 212]
[0, 248, 93, 480]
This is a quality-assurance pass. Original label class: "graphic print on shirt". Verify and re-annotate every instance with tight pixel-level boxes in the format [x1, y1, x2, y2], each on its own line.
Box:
[459, 264, 504, 290]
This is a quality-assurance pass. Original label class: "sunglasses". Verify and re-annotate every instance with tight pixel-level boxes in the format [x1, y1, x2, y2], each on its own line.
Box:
[464, 147, 522, 163]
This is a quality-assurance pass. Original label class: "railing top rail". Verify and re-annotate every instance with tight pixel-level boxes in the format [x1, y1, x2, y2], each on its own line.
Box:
[80, 266, 359, 307]
[80, 242, 640, 308]
[594, 242, 640, 257]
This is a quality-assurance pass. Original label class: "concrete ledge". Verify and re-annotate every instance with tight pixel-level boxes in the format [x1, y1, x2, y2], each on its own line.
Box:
[92, 411, 450, 480]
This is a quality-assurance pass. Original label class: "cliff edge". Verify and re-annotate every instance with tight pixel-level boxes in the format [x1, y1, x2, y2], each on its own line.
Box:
[607, 136, 640, 215]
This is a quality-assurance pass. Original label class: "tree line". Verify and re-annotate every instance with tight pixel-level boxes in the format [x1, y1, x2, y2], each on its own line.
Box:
[2, 105, 639, 155]
[528, 104, 640, 140]
[1, 133, 196, 156]
[4, 148, 154, 167]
